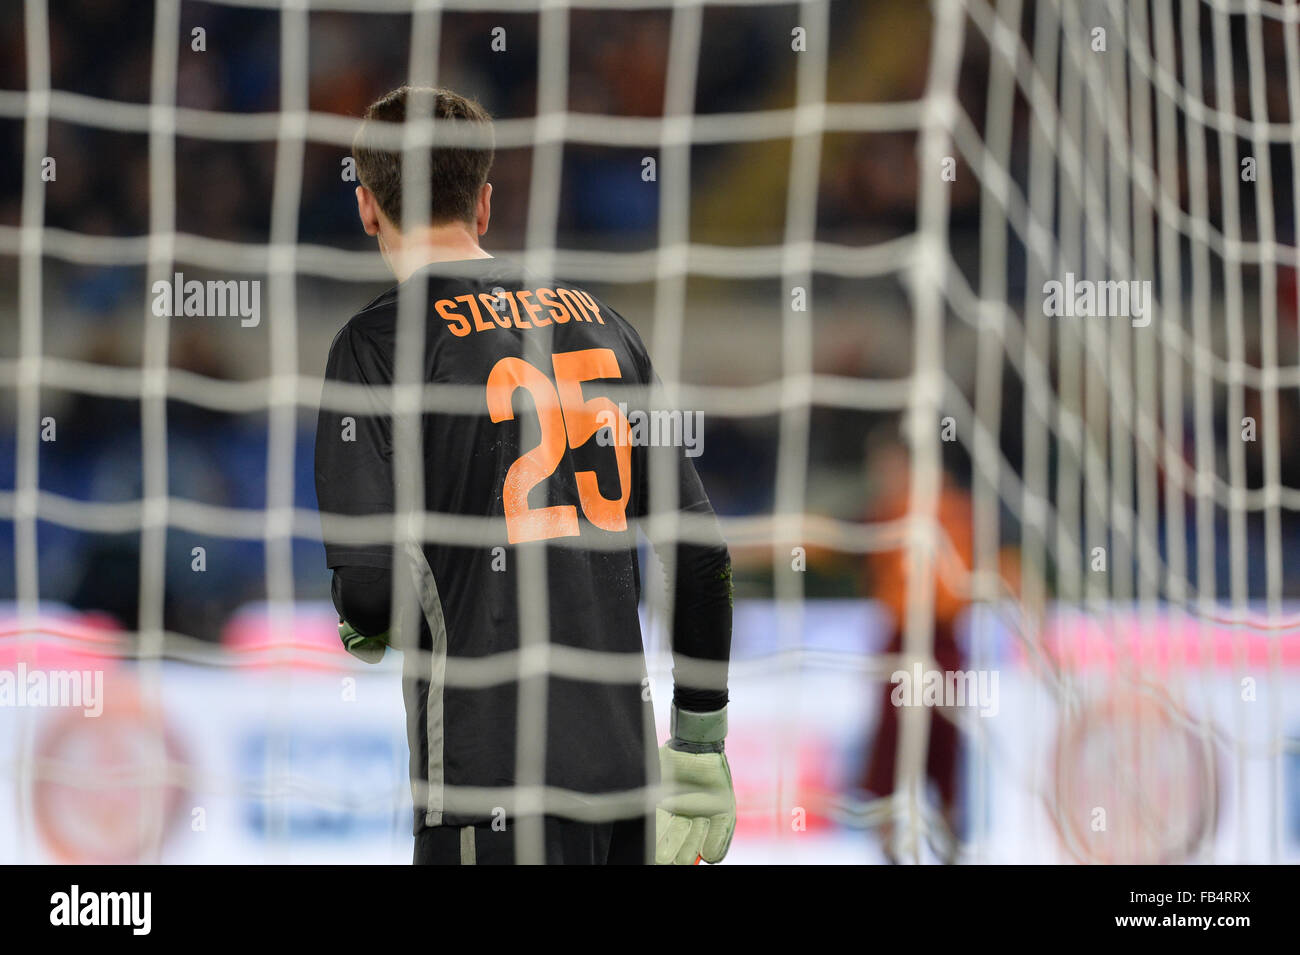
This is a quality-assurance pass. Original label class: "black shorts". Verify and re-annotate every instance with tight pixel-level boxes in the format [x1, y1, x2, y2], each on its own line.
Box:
[414, 815, 650, 865]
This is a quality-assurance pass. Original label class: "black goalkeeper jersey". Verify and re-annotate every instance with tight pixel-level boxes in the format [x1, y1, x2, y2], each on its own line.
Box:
[314, 257, 719, 831]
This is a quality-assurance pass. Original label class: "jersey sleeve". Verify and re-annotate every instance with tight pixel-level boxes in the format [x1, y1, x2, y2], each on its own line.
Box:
[624, 344, 732, 711]
[314, 322, 395, 570]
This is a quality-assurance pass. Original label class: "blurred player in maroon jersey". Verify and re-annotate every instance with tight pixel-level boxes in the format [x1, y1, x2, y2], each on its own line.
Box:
[858, 433, 1019, 863]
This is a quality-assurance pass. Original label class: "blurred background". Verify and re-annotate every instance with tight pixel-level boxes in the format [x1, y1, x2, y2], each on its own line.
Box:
[0, 0, 1298, 863]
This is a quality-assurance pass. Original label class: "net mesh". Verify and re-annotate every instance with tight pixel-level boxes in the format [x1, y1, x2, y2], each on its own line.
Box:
[1, 0, 1297, 863]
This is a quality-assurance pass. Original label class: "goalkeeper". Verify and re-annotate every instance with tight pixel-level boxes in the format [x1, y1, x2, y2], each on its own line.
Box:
[315, 87, 734, 865]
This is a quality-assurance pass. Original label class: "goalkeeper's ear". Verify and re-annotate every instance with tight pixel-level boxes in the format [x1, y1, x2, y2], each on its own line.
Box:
[356, 186, 382, 237]
[474, 182, 492, 237]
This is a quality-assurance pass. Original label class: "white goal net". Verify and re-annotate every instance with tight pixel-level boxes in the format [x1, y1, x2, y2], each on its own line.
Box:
[0, 0, 1296, 864]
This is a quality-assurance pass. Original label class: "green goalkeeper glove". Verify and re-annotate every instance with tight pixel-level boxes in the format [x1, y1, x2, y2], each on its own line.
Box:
[338, 620, 389, 665]
[655, 704, 736, 865]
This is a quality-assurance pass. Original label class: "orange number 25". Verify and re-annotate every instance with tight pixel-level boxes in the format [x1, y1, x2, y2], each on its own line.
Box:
[485, 348, 632, 544]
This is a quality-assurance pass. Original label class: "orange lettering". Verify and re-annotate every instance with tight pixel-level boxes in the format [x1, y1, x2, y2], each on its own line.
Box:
[457, 293, 494, 333]
[504, 291, 530, 328]
[551, 349, 631, 532]
[486, 358, 580, 544]
[556, 288, 589, 322]
[517, 289, 548, 326]
[436, 298, 470, 337]
[537, 287, 570, 323]
[575, 290, 605, 324]
[478, 292, 512, 329]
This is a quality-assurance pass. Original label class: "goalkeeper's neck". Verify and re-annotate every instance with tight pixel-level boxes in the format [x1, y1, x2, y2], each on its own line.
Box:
[357, 181, 494, 281]
[381, 222, 493, 283]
